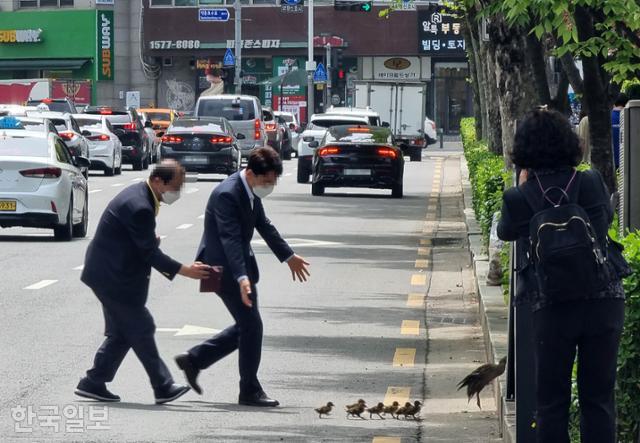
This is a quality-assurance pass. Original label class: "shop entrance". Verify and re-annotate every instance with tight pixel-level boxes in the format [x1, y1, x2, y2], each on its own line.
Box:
[433, 62, 471, 135]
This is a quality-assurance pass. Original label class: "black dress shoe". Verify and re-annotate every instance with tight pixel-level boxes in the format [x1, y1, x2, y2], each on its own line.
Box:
[154, 383, 190, 405]
[74, 377, 121, 402]
[175, 353, 202, 395]
[239, 392, 280, 407]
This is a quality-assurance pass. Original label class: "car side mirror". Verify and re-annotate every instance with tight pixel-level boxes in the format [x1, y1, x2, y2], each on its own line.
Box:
[308, 141, 319, 148]
[144, 120, 153, 128]
[157, 131, 165, 138]
[303, 136, 314, 142]
[81, 130, 92, 137]
[236, 133, 246, 140]
[114, 129, 125, 137]
[381, 121, 390, 128]
[75, 156, 91, 168]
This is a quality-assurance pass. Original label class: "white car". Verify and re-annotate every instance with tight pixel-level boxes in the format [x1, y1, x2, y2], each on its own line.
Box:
[424, 116, 438, 146]
[297, 113, 369, 183]
[274, 111, 301, 155]
[324, 106, 382, 126]
[139, 111, 161, 163]
[73, 114, 123, 176]
[0, 129, 90, 241]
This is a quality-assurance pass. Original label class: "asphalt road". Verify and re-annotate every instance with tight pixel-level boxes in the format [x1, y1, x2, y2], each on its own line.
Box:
[0, 146, 498, 442]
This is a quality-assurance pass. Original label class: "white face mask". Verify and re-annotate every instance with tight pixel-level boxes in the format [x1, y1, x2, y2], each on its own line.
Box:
[253, 184, 274, 199]
[162, 189, 181, 205]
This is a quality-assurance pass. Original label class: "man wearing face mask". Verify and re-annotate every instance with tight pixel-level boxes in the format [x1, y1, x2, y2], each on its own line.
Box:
[76, 160, 211, 405]
[175, 147, 310, 407]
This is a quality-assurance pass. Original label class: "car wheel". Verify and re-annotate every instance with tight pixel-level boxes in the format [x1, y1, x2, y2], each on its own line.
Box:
[105, 156, 115, 176]
[392, 182, 404, 198]
[409, 147, 422, 162]
[283, 146, 292, 161]
[297, 163, 309, 184]
[142, 154, 150, 170]
[311, 181, 324, 196]
[73, 195, 88, 238]
[133, 158, 143, 171]
[53, 198, 73, 241]
[115, 164, 122, 175]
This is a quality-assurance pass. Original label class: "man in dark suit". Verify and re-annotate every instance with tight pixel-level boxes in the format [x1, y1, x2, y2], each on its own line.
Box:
[76, 160, 211, 404]
[175, 147, 310, 407]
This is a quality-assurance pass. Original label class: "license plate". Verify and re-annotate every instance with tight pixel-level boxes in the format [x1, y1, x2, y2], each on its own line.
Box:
[0, 200, 16, 211]
[344, 169, 371, 176]
[182, 156, 208, 164]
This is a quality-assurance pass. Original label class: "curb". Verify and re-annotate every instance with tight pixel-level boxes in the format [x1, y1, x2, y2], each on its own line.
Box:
[460, 157, 516, 443]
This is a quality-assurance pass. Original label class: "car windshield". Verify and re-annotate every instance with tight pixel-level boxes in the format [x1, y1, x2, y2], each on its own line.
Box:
[324, 126, 393, 144]
[197, 99, 256, 121]
[169, 120, 225, 133]
[368, 116, 381, 126]
[0, 138, 49, 157]
[310, 119, 367, 129]
[146, 112, 171, 121]
[26, 101, 70, 113]
[75, 118, 103, 129]
[263, 110, 274, 121]
[104, 115, 132, 125]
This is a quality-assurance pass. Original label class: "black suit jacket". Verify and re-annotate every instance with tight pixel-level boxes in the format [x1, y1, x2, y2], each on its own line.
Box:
[81, 182, 182, 306]
[196, 172, 293, 288]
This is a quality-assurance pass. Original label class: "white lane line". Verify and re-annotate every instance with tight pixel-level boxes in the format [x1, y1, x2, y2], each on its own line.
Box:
[111, 183, 124, 187]
[285, 173, 292, 177]
[197, 214, 205, 220]
[24, 280, 58, 290]
[176, 224, 193, 230]
[89, 189, 103, 194]
[185, 188, 199, 194]
[131, 178, 144, 182]
[73, 265, 85, 271]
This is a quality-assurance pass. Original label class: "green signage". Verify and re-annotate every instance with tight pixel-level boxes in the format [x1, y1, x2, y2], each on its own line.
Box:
[97, 10, 114, 81]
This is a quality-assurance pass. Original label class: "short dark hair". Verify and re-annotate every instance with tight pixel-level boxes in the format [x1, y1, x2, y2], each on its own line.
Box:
[150, 162, 181, 184]
[615, 93, 629, 107]
[511, 109, 582, 169]
[247, 146, 283, 176]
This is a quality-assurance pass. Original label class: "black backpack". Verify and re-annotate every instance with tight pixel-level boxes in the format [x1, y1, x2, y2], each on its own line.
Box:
[520, 171, 610, 301]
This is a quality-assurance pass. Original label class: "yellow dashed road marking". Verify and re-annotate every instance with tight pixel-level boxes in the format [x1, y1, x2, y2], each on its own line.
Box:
[384, 386, 411, 405]
[372, 437, 401, 443]
[418, 247, 430, 256]
[393, 348, 416, 367]
[420, 239, 432, 246]
[415, 259, 429, 268]
[401, 320, 421, 335]
[407, 293, 426, 307]
[411, 274, 427, 286]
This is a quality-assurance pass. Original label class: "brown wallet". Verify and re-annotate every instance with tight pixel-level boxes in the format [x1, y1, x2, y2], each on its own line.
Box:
[199, 266, 224, 294]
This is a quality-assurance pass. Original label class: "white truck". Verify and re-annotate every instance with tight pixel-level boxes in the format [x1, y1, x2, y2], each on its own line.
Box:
[355, 81, 428, 162]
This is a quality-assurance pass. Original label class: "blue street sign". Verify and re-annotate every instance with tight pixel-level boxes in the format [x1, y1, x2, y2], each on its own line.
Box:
[313, 63, 328, 83]
[283, 0, 302, 5]
[199, 8, 230, 22]
[223, 48, 235, 67]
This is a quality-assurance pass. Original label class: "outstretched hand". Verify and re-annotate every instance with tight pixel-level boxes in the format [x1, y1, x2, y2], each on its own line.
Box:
[287, 254, 311, 282]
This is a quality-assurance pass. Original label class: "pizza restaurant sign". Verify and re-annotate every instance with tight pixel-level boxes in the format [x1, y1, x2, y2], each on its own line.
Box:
[0, 29, 42, 44]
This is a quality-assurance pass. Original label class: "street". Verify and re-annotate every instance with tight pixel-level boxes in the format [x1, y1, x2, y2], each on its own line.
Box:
[0, 146, 500, 442]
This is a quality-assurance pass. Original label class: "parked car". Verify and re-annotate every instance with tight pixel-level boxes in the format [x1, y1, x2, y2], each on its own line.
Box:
[26, 111, 90, 178]
[194, 95, 267, 159]
[297, 113, 370, 183]
[73, 114, 123, 176]
[0, 128, 90, 240]
[137, 108, 175, 137]
[310, 124, 404, 198]
[160, 117, 243, 176]
[26, 98, 78, 114]
[83, 106, 152, 171]
[262, 107, 283, 154]
[138, 111, 161, 163]
[274, 111, 300, 158]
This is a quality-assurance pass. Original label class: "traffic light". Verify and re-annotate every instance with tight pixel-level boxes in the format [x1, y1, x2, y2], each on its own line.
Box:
[338, 69, 345, 80]
[335, 49, 344, 69]
[334, 0, 372, 12]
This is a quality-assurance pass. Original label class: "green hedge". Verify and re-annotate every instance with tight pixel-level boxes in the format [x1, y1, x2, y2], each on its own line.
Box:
[461, 117, 640, 442]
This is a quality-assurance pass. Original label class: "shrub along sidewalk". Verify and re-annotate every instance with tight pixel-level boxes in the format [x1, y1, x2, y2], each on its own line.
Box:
[461, 117, 640, 442]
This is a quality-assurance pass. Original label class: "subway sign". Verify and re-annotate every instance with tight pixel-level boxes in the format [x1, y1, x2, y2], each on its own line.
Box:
[0, 29, 42, 44]
[97, 11, 114, 81]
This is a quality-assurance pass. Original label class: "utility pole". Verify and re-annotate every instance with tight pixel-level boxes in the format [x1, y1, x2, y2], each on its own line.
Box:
[234, 0, 242, 94]
[306, 0, 315, 123]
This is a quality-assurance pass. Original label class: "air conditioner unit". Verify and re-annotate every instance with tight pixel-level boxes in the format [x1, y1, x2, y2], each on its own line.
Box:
[162, 57, 173, 67]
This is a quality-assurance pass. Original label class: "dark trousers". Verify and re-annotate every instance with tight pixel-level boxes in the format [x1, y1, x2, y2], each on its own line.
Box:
[188, 282, 263, 396]
[533, 298, 625, 443]
[86, 292, 173, 391]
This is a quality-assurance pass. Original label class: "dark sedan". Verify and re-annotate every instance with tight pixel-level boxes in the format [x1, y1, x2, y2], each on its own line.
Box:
[160, 117, 243, 175]
[310, 125, 404, 198]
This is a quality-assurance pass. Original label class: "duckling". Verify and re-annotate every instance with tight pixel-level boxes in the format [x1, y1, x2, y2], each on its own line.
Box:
[382, 401, 400, 418]
[405, 400, 422, 420]
[314, 402, 335, 418]
[366, 402, 385, 419]
[346, 402, 366, 419]
[394, 402, 412, 419]
[345, 399, 366, 410]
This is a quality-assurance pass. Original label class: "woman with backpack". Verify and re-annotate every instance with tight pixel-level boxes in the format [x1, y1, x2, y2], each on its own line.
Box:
[497, 109, 630, 443]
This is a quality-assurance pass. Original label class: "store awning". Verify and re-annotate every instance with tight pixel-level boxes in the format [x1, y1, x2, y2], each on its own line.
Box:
[0, 59, 91, 71]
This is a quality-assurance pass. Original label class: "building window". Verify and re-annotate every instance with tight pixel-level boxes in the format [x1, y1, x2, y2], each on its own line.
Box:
[175, 0, 197, 5]
[19, 0, 74, 6]
[150, 0, 172, 5]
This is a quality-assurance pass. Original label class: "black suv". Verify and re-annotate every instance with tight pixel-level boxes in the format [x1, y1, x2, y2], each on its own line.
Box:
[83, 106, 152, 170]
[26, 98, 78, 114]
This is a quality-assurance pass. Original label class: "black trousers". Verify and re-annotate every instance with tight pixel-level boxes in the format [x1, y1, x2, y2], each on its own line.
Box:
[86, 292, 173, 392]
[188, 282, 263, 396]
[533, 298, 625, 443]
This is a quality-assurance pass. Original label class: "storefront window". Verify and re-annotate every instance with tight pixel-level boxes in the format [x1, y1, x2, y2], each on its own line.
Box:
[150, 0, 172, 5]
[175, 0, 197, 5]
[19, 0, 74, 6]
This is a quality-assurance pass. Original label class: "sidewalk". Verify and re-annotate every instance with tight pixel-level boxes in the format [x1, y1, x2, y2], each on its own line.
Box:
[419, 148, 502, 442]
